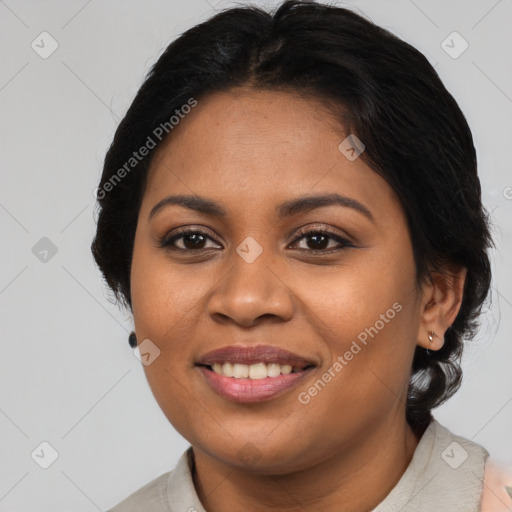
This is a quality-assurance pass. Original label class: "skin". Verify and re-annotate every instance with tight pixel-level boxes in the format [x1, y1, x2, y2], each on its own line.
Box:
[481, 461, 512, 511]
[130, 88, 467, 512]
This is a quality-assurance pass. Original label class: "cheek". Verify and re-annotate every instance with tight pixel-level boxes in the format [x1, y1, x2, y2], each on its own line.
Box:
[130, 242, 212, 439]
[293, 254, 419, 404]
[142, 360, 224, 449]
[130, 235, 212, 338]
[293, 250, 416, 346]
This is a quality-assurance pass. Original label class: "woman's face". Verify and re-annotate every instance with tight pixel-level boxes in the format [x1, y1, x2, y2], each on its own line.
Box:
[130, 88, 427, 473]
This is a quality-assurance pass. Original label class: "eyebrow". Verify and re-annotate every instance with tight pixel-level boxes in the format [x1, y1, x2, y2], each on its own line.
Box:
[148, 193, 373, 221]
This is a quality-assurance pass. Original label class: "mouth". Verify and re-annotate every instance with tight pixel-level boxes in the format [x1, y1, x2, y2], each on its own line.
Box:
[195, 345, 317, 403]
[199, 361, 313, 378]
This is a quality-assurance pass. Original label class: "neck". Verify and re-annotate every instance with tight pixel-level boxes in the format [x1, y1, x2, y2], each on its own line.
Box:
[192, 417, 422, 512]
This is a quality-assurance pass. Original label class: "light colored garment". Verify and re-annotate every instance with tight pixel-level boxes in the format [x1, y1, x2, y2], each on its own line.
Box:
[371, 419, 488, 512]
[107, 418, 501, 512]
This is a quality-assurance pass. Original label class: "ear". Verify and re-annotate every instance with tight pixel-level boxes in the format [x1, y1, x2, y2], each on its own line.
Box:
[416, 264, 468, 351]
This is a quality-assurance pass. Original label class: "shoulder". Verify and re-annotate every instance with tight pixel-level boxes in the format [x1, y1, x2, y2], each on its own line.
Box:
[107, 471, 171, 512]
[379, 419, 488, 511]
[480, 459, 512, 512]
[106, 447, 200, 512]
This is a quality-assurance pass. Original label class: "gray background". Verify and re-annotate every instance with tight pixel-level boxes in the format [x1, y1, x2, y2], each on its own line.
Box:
[0, 0, 511, 510]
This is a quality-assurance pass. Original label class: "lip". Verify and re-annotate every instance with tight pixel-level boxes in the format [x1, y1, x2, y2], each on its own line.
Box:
[196, 344, 316, 370]
[197, 365, 315, 403]
[195, 344, 317, 403]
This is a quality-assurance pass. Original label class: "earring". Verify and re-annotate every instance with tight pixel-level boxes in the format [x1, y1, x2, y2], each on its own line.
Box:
[128, 331, 137, 348]
[425, 330, 437, 356]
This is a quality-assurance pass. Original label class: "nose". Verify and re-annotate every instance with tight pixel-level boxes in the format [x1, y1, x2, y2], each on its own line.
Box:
[206, 246, 295, 328]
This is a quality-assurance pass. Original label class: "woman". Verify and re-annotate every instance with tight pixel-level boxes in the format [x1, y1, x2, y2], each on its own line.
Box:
[91, 1, 511, 510]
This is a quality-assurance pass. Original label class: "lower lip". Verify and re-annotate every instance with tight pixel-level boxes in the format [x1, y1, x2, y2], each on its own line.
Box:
[197, 366, 314, 403]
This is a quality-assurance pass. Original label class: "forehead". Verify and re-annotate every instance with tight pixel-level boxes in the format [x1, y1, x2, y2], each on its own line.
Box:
[142, 88, 401, 222]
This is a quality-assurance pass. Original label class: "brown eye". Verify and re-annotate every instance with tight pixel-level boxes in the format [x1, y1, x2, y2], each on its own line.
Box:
[302, 233, 330, 250]
[179, 233, 208, 249]
[291, 230, 353, 252]
[159, 229, 222, 251]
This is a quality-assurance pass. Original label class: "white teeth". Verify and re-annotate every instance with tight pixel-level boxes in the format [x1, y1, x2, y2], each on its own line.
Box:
[222, 362, 234, 377]
[267, 363, 281, 378]
[233, 363, 249, 378]
[249, 363, 267, 380]
[281, 364, 293, 375]
[210, 362, 300, 378]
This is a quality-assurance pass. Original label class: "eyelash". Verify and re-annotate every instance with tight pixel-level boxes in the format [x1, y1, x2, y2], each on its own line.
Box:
[158, 226, 354, 254]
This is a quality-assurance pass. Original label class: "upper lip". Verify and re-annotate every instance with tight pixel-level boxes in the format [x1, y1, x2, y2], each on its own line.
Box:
[196, 345, 317, 370]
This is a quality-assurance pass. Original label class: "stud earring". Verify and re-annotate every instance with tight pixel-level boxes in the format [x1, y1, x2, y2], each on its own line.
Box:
[129, 331, 137, 348]
[425, 330, 437, 356]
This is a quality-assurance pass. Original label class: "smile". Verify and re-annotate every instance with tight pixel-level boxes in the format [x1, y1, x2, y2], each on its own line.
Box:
[195, 344, 317, 403]
[209, 361, 304, 378]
